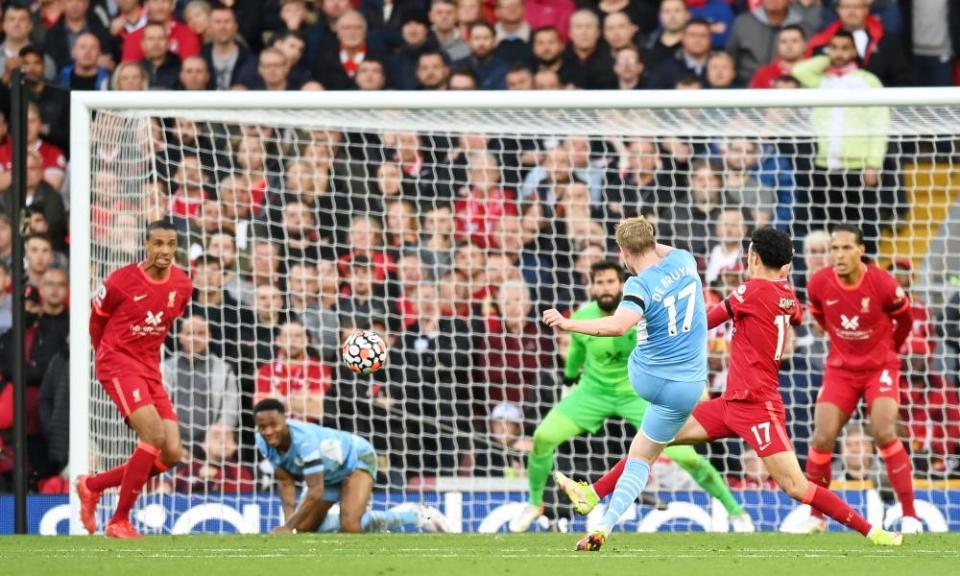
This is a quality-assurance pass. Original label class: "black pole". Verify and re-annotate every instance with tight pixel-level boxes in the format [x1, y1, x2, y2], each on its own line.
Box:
[11, 67, 28, 534]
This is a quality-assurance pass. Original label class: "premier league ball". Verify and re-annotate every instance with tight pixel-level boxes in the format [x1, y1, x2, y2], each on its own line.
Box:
[342, 330, 388, 375]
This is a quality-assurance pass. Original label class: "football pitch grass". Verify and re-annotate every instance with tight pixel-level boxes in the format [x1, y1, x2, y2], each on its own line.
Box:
[3, 533, 959, 576]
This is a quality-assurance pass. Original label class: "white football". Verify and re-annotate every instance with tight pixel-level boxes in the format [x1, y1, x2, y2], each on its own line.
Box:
[342, 330, 388, 375]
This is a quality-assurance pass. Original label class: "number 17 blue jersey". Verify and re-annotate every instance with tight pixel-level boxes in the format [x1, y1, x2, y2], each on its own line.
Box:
[617, 248, 707, 383]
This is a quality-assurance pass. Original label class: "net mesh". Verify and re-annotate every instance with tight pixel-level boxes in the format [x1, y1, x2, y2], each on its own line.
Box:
[81, 103, 960, 533]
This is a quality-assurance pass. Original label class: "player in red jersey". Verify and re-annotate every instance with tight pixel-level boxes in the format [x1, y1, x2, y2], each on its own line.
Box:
[75, 220, 194, 538]
[802, 225, 920, 534]
[558, 228, 902, 548]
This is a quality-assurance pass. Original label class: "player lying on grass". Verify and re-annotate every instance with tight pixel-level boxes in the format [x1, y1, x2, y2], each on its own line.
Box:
[511, 260, 753, 533]
[552, 227, 903, 549]
[542, 216, 716, 551]
[77, 220, 194, 539]
[254, 399, 448, 534]
[802, 225, 921, 534]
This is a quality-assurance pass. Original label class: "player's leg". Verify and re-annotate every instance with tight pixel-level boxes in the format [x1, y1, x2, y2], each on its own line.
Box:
[104, 403, 167, 537]
[762, 451, 899, 545]
[805, 380, 855, 523]
[338, 469, 374, 534]
[866, 369, 919, 530]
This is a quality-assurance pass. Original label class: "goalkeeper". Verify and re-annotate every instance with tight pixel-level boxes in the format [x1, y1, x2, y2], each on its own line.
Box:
[509, 261, 753, 532]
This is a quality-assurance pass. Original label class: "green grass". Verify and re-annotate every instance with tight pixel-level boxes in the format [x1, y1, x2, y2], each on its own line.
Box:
[2, 533, 959, 576]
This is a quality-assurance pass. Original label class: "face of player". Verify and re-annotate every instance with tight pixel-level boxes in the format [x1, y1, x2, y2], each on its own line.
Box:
[144, 228, 177, 271]
[829, 230, 864, 276]
[255, 409, 289, 449]
[591, 268, 623, 313]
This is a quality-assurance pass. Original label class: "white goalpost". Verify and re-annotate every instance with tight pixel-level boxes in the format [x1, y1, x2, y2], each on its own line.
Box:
[69, 89, 960, 535]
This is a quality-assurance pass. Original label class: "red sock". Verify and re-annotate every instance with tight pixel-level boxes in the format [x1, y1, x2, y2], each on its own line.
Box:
[593, 457, 627, 499]
[879, 439, 916, 518]
[111, 442, 161, 523]
[87, 459, 171, 492]
[802, 483, 872, 536]
[805, 447, 833, 519]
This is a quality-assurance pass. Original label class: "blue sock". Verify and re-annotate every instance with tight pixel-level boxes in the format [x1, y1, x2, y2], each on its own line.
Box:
[599, 458, 650, 531]
[361, 509, 419, 532]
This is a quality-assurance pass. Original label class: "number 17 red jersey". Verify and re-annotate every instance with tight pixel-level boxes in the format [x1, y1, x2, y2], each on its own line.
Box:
[722, 278, 803, 404]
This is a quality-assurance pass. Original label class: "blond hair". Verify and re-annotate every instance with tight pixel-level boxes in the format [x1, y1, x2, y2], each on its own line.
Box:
[615, 216, 656, 256]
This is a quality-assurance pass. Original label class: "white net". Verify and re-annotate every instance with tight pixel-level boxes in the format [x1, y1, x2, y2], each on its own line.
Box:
[78, 100, 960, 534]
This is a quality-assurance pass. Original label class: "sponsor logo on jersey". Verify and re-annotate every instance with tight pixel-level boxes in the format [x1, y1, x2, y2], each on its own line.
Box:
[840, 314, 860, 331]
[145, 311, 164, 326]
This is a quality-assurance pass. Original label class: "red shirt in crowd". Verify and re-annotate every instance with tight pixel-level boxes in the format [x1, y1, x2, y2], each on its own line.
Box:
[454, 187, 518, 249]
[122, 20, 201, 62]
[750, 59, 793, 88]
[0, 139, 67, 182]
[256, 355, 331, 399]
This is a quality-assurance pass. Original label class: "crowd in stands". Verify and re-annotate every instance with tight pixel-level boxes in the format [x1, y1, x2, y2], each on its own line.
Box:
[1, 0, 959, 497]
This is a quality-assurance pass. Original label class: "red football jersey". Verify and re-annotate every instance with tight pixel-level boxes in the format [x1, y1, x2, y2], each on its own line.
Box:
[722, 278, 803, 403]
[807, 264, 907, 371]
[92, 263, 193, 381]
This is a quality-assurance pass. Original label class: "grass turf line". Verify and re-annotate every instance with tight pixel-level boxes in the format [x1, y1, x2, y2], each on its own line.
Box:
[2, 533, 959, 576]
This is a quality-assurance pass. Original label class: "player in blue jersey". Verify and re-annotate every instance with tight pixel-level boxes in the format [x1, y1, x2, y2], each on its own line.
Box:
[254, 399, 448, 534]
[543, 217, 707, 551]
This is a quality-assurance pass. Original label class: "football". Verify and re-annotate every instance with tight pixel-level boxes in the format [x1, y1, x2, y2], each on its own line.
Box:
[342, 330, 388, 375]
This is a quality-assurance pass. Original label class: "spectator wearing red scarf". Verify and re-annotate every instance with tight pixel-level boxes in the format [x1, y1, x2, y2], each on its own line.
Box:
[454, 151, 518, 249]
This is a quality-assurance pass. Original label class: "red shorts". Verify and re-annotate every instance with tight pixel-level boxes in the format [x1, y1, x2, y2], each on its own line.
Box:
[100, 374, 177, 422]
[817, 364, 900, 415]
[693, 397, 794, 458]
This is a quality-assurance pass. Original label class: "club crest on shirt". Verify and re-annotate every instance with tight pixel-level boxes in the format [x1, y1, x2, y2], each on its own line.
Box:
[168, 290, 177, 308]
[734, 284, 747, 302]
[861, 297, 871, 312]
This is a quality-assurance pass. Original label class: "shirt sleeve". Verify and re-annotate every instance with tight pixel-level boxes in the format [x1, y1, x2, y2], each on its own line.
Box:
[255, 435, 268, 458]
[619, 276, 649, 316]
[881, 271, 909, 313]
[725, 283, 751, 319]
[298, 438, 326, 476]
[806, 273, 823, 315]
[92, 274, 122, 317]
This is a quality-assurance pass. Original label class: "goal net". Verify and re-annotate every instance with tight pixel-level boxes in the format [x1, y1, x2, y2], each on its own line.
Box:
[69, 92, 960, 535]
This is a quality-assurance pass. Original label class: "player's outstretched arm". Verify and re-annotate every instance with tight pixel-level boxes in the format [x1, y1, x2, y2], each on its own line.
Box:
[276, 470, 327, 533]
[274, 467, 299, 532]
[706, 302, 732, 329]
[543, 307, 641, 337]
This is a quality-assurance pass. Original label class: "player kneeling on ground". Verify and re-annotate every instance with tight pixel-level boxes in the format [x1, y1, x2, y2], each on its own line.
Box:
[254, 399, 448, 534]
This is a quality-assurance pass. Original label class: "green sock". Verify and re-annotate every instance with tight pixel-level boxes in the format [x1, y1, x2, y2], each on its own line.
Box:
[526, 410, 584, 507]
[664, 445, 744, 516]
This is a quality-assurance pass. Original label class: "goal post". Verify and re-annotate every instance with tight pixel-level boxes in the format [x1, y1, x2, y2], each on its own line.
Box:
[69, 89, 960, 535]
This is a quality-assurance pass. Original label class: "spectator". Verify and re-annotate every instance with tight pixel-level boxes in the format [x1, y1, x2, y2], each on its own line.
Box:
[203, 6, 257, 90]
[602, 11, 639, 56]
[718, 138, 778, 227]
[43, 0, 113, 71]
[899, 341, 960, 478]
[338, 213, 394, 282]
[286, 262, 334, 362]
[705, 208, 746, 285]
[807, 0, 911, 87]
[205, 231, 254, 304]
[390, 10, 437, 90]
[250, 239, 282, 291]
[354, 57, 388, 90]
[173, 422, 255, 493]
[494, 0, 532, 66]
[217, 174, 256, 246]
[252, 47, 297, 91]
[140, 22, 182, 89]
[110, 0, 148, 41]
[671, 160, 722, 258]
[605, 137, 668, 220]
[750, 24, 807, 88]
[272, 30, 314, 88]
[887, 258, 937, 357]
[726, 0, 820, 86]
[612, 45, 645, 89]
[473, 401, 532, 477]
[178, 55, 211, 90]
[122, 0, 201, 63]
[416, 48, 451, 90]
[793, 31, 888, 253]
[431, 0, 470, 62]
[560, 9, 615, 89]
[37, 348, 69, 480]
[163, 315, 241, 449]
[532, 67, 563, 89]
[531, 25, 564, 73]
[504, 62, 533, 89]
[525, 0, 575, 42]
[241, 282, 289, 370]
[183, 0, 213, 42]
[275, 0, 325, 70]
[456, 0, 483, 40]
[646, 18, 711, 89]
[275, 200, 324, 263]
[338, 255, 392, 331]
[520, 143, 578, 203]
[0, 214, 10, 269]
[111, 61, 149, 90]
[456, 21, 509, 90]
[730, 447, 777, 489]
[0, 5, 56, 83]
[706, 50, 739, 88]
[838, 423, 890, 497]
[454, 151, 518, 249]
[58, 32, 111, 91]
[0, 261, 10, 334]
[688, 0, 737, 50]
[383, 199, 421, 260]
[169, 155, 208, 220]
[188, 255, 243, 363]
[11, 47, 70, 155]
[315, 10, 377, 90]
[645, 0, 689, 65]
[911, 0, 956, 87]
